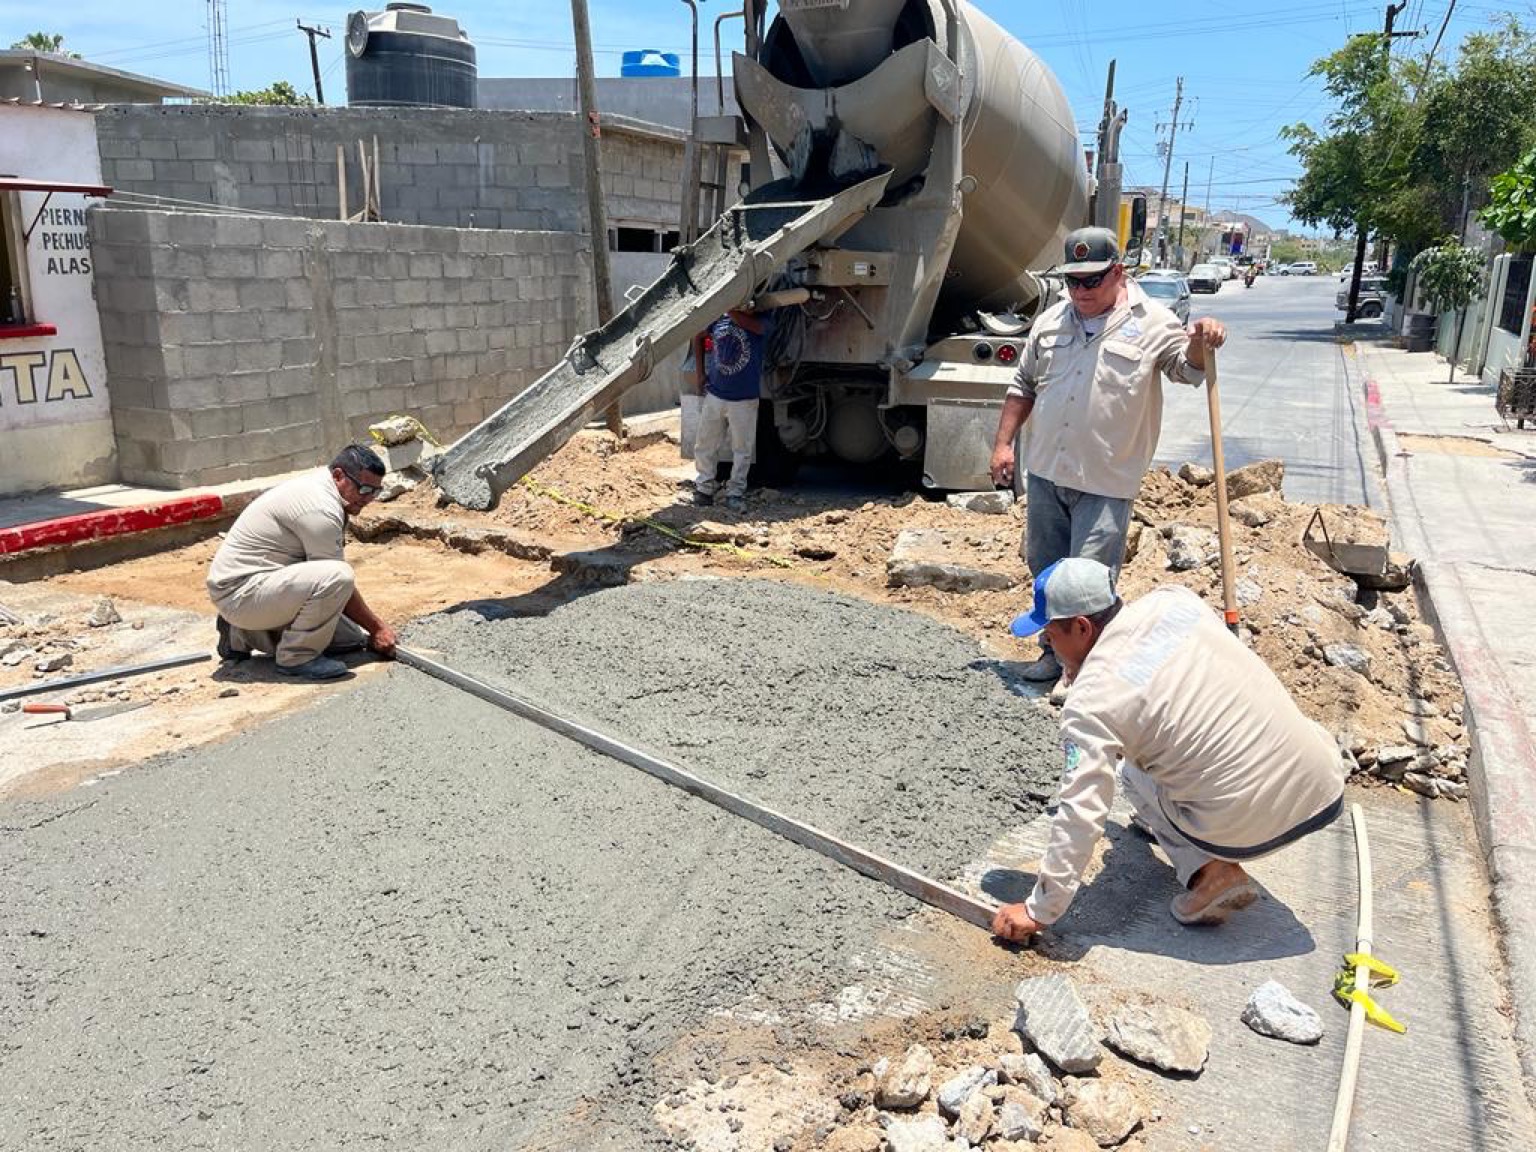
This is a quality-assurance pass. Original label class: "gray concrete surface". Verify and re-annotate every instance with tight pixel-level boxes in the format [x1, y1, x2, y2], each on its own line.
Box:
[0, 580, 1060, 1149]
[1345, 333, 1536, 1102]
[1156, 275, 1383, 508]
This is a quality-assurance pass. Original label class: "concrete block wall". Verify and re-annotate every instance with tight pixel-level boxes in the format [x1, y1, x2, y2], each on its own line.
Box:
[91, 208, 591, 488]
[93, 105, 689, 235]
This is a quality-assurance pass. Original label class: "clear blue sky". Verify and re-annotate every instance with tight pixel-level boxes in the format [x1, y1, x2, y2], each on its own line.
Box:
[6, 0, 1514, 232]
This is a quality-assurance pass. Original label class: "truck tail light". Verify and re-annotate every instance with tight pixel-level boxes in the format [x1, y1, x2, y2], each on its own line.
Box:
[996, 343, 1019, 365]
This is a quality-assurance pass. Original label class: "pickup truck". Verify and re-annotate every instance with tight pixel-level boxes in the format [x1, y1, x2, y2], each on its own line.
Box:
[1336, 275, 1390, 318]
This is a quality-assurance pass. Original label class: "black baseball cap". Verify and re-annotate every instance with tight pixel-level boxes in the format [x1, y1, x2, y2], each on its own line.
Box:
[1058, 227, 1122, 276]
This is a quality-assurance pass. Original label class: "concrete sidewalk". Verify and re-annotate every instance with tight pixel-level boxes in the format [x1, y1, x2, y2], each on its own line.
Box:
[1346, 336, 1536, 1092]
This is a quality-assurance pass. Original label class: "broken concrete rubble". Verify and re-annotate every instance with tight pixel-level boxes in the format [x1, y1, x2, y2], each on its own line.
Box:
[1065, 1079, 1143, 1147]
[887, 529, 1015, 594]
[1014, 975, 1101, 1075]
[1240, 980, 1324, 1045]
[1103, 1004, 1211, 1075]
[1223, 458, 1285, 500]
[947, 491, 1015, 515]
[86, 598, 121, 627]
[937, 1066, 996, 1116]
[877, 1044, 935, 1109]
[881, 1112, 948, 1152]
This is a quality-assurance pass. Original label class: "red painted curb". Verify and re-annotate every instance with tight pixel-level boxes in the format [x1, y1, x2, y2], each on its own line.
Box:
[0, 494, 228, 556]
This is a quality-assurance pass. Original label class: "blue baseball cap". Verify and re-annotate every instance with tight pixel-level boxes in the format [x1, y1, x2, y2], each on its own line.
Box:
[1010, 558, 1117, 638]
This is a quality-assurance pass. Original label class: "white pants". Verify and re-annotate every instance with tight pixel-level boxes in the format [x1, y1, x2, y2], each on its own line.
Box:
[1118, 759, 1215, 887]
[211, 559, 363, 668]
[693, 394, 758, 498]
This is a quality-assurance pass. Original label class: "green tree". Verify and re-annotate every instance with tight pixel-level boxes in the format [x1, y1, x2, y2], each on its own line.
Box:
[10, 32, 81, 58]
[223, 81, 314, 107]
[1482, 147, 1536, 252]
[1410, 239, 1486, 381]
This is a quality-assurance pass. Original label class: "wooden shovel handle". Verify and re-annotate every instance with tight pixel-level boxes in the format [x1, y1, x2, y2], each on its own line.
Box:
[1205, 347, 1240, 634]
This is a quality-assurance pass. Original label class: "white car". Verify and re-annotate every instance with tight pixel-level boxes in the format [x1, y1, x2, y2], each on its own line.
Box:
[1284, 261, 1319, 276]
[1209, 257, 1236, 280]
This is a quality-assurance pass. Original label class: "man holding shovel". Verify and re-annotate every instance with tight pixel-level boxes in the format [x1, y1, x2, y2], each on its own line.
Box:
[989, 227, 1227, 682]
[990, 558, 1346, 941]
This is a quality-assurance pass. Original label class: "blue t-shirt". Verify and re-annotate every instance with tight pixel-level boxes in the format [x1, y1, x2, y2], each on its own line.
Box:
[704, 314, 771, 401]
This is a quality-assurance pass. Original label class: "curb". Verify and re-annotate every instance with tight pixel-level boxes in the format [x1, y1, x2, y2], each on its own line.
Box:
[0, 494, 227, 556]
[1363, 370, 1536, 1096]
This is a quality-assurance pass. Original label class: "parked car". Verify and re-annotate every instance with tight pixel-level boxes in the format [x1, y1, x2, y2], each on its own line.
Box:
[1335, 275, 1390, 319]
[1136, 273, 1192, 322]
[1187, 263, 1223, 293]
[1283, 260, 1319, 276]
[1339, 262, 1379, 281]
[1269, 263, 1289, 275]
[1209, 256, 1237, 280]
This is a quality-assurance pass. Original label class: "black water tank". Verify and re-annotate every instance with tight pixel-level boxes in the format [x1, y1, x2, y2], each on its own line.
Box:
[345, 3, 476, 109]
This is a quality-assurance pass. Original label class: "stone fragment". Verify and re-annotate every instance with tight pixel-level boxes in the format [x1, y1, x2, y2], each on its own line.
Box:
[1363, 607, 1395, 630]
[1235, 578, 1263, 607]
[1046, 1131, 1100, 1152]
[955, 1091, 994, 1143]
[1323, 644, 1371, 676]
[1014, 975, 1101, 1074]
[1, 700, 18, 714]
[998, 1052, 1058, 1105]
[35, 653, 73, 674]
[218, 687, 241, 699]
[1224, 458, 1285, 500]
[1231, 502, 1272, 528]
[86, 598, 121, 628]
[995, 1099, 1043, 1143]
[1240, 980, 1324, 1044]
[378, 466, 427, 503]
[0, 637, 28, 659]
[1122, 521, 1144, 564]
[1163, 524, 1216, 571]
[881, 1112, 947, 1152]
[1066, 1080, 1142, 1146]
[947, 490, 1015, 515]
[368, 414, 428, 446]
[877, 1044, 934, 1109]
[795, 540, 838, 561]
[1403, 772, 1469, 801]
[1375, 745, 1417, 766]
[1104, 1004, 1211, 1074]
[1, 647, 34, 667]
[887, 529, 1015, 593]
[1178, 462, 1214, 486]
[938, 1066, 996, 1117]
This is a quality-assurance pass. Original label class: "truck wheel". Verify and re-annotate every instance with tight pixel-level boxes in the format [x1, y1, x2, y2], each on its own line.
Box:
[1360, 302, 1382, 319]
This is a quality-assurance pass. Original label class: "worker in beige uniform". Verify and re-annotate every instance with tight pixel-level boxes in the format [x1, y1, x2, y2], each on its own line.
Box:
[989, 227, 1227, 683]
[991, 558, 1346, 941]
[207, 445, 398, 681]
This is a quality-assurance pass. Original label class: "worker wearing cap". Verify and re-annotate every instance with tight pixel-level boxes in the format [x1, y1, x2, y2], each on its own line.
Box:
[991, 558, 1346, 940]
[207, 445, 398, 681]
[989, 226, 1227, 683]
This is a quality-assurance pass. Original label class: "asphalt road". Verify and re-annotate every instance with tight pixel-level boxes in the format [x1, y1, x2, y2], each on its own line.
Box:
[1155, 272, 1383, 508]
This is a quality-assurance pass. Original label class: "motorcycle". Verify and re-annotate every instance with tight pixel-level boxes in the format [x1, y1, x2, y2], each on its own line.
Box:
[1243, 269, 1257, 289]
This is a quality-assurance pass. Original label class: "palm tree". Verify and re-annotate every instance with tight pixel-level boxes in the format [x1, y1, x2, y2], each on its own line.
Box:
[10, 33, 76, 56]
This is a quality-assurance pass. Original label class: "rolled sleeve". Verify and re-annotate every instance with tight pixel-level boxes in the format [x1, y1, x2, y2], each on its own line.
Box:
[1154, 325, 1206, 387]
[1024, 709, 1123, 925]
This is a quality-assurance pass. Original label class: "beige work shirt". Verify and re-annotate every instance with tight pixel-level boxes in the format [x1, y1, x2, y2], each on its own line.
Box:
[207, 468, 347, 597]
[1025, 586, 1346, 925]
[1008, 282, 1204, 499]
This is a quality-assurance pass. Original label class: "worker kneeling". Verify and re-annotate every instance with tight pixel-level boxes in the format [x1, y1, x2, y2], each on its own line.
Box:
[206, 445, 398, 681]
[992, 558, 1346, 943]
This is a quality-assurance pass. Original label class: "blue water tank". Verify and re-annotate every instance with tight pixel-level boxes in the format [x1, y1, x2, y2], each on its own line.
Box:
[620, 50, 681, 78]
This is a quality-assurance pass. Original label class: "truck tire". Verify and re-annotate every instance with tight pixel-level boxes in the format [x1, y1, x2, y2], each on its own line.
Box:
[1359, 301, 1382, 319]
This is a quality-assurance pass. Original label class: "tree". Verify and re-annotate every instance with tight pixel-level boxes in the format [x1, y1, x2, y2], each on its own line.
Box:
[1482, 147, 1536, 252]
[223, 81, 314, 107]
[10, 32, 80, 58]
[1410, 239, 1486, 381]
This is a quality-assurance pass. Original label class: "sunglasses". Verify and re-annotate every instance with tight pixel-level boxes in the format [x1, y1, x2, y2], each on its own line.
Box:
[1064, 270, 1111, 290]
[342, 469, 380, 497]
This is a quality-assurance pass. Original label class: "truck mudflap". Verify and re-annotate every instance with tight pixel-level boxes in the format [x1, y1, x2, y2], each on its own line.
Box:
[432, 169, 892, 511]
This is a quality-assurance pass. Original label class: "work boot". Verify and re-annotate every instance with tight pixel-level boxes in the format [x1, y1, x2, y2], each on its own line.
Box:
[274, 655, 349, 681]
[1170, 861, 1259, 926]
[323, 635, 368, 657]
[215, 617, 250, 662]
[723, 494, 747, 514]
[1018, 651, 1062, 682]
[692, 487, 715, 507]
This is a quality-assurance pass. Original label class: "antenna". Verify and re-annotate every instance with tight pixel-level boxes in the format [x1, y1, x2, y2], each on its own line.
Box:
[208, 0, 231, 98]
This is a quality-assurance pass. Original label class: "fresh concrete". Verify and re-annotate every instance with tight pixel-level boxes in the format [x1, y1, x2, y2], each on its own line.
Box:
[0, 579, 1062, 1149]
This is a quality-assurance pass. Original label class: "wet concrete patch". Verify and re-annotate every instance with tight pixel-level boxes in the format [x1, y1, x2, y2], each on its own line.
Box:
[0, 579, 1060, 1149]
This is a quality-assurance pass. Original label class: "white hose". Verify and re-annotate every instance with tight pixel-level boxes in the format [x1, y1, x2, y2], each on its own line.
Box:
[1326, 803, 1373, 1152]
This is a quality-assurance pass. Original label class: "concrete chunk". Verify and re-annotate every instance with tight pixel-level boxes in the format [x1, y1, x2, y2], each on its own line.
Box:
[877, 1044, 934, 1109]
[1103, 1003, 1211, 1074]
[946, 490, 1015, 514]
[1066, 1079, 1143, 1146]
[881, 1112, 947, 1152]
[1013, 975, 1101, 1074]
[1240, 980, 1324, 1045]
[937, 1066, 995, 1116]
[887, 529, 1015, 593]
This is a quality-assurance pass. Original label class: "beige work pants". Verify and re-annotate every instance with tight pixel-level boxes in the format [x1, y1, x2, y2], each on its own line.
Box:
[211, 560, 363, 668]
[1118, 759, 1214, 887]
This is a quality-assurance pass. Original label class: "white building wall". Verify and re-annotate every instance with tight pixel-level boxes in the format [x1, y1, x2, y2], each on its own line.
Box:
[0, 105, 115, 496]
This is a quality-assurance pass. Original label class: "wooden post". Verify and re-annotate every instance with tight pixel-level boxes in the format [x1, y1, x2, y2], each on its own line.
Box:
[570, 0, 624, 436]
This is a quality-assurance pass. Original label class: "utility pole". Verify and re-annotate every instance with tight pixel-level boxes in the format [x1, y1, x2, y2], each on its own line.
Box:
[1175, 160, 1190, 266]
[1093, 60, 1128, 235]
[1153, 78, 1188, 268]
[1346, 1, 1414, 323]
[296, 21, 331, 105]
[570, 0, 624, 435]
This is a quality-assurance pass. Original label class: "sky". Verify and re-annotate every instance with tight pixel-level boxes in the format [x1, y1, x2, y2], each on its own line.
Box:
[3, 0, 1520, 233]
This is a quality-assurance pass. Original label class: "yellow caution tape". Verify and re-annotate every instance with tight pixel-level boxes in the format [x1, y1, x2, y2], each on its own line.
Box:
[1333, 952, 1407, 1033]
[518, 477, 794, 569]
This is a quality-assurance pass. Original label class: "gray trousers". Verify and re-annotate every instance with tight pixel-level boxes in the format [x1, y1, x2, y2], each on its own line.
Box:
[1024, 473, 1133, 653]
[211, 560, 365, 668]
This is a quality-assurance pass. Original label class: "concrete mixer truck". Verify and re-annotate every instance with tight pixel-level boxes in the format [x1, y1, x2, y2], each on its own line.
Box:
[434, 0, 1111, 512]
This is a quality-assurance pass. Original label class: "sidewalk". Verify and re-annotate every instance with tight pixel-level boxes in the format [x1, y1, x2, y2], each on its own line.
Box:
[1347, 336, 1536, 1089]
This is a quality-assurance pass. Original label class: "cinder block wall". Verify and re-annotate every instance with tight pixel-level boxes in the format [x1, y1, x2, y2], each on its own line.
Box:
[93, 105, 689, 234]
[91, 209, 591, 488]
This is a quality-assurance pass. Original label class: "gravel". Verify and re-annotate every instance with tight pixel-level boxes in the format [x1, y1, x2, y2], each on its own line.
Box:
[0, 579, 1060, 1150]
